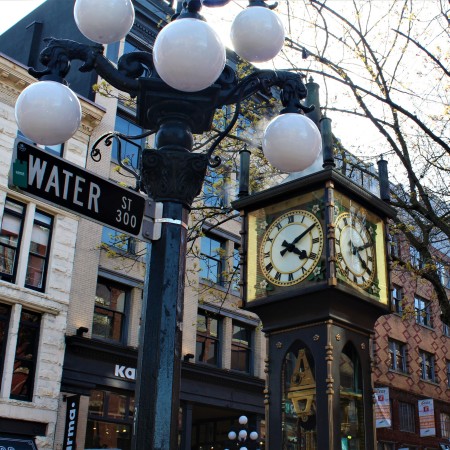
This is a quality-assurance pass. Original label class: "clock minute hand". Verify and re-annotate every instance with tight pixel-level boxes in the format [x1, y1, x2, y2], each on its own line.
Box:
[350, 241, 369, 270]
[356, 242, 372, 252]
[280, 224, 316, 256]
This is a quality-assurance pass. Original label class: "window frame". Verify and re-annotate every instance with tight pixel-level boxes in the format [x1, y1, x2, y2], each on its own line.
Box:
[419, 349, 436, 382]
[388, 339, 407, 374]
[410, 245, 423, 269]
[112, 112, 145, 171]
[230, 320, 253, 374]
[195, 309, 221, 367]
[0, 198, 26, 284]
[441, 412, 450, 439]
[446, 360, 450, 389]
[392, 285, 403, 315]
[101, 226, 136, 254]
[24, 208, 53, 292]
[199, 234, 226, 287]
[398, 401, 416, 433]
[414, 296, 433, 328]
[85, 389, 134, 449]
[92, 278, 130, 345]
[10, 309, 41, 402]
[0, 303, 11, 389]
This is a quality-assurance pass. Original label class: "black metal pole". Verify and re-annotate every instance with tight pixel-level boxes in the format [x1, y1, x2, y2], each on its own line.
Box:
[133, 201, 188, 450]
[133, 120, 208, 450]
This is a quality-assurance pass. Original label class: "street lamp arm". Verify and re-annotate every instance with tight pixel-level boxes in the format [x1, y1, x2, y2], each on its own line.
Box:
[29, 37, 141, 95]
[216, 69, 314, 114]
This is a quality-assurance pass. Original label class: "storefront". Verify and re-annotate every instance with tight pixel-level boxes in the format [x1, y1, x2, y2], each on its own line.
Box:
[60, 335, 265, 450]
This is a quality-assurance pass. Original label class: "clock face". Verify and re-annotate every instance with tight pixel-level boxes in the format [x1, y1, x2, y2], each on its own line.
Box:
[260, 210, 323, 286]
[334, 212, 375, 289]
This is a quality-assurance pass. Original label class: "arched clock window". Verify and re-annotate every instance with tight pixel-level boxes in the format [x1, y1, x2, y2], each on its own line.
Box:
[282, 344, 317, 449]
[339, 343, 365, 449]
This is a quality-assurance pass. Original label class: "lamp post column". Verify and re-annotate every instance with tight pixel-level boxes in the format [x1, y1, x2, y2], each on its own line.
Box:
[133, 121, 208, 450]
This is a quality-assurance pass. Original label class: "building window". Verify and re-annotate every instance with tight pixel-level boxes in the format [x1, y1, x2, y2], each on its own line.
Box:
[0, 198, 25, 283]
[443, 322, 450, 337]
[410, 245, 423, 269]
[231, 243, 240, 291]
[388, 339, 407, 373]
[199, 235, 225, 286]
[441, 413, 450, 439]
[446, 360, 450, 388]
[25, 210, 53, 291]
[203, 167, 228, 208]
[231, 321, 252, 373]
[0, 304, 11, 386]
[10, 309, 41, 401]
[415, 296, 433, 328]
[85, 389, 134, 450]
[101, 227, 135, 254]
[196, 310, 220, 366]
[113, 114, 144, 170]
[392, 285, 403, 315]
[390, 233, 401, 259]
[93, 279, 128, 343]
[0, 198, 53, 292]
[437, 262, 450, 289]
[398, 401, 415, 432]
[419, 350, 436, 382]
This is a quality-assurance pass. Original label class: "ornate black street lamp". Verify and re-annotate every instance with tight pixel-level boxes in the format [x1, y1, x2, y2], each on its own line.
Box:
[14, 0, 324, 449]
[226, 415, 260, 450]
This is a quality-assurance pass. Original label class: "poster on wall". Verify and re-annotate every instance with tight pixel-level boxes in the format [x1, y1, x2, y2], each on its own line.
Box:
[374, 387, 391, 428]
[418, 398, 436, 437]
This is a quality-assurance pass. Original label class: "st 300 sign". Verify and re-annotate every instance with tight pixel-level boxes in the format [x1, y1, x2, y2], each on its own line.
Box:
[10, 140, 145, 236]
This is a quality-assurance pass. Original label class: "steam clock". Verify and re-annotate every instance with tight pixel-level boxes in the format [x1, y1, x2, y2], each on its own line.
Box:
[234, 165, 395, 450]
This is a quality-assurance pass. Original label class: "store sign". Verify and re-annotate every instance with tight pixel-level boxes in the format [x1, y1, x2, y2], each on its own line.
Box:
[10, 140, 146, 237]
[114, 364, 136, 380]
[63, 395, 80, 450]
[418, 398, 435, 437]
[374, 387, 391, 428]
[0, 437, 37, 450]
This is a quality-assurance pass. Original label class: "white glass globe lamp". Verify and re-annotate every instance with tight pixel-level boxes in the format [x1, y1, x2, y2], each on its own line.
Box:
[15, 81, 82, 146]
[74, 0, 135, 44]
[230, 6, 285, 63]
[250, 431, 259, 440]
[238, 430, 248, 440]
[153, 18, 226, 92]
[262, 113, 322, 173]
[239, 415, 248, 425]
[240, 447, 248, 450]
[228, 431, 237, 440]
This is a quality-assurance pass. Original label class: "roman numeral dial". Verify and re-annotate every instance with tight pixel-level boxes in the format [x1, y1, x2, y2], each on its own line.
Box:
[334, 212, 376, 289]
[259, 209, 324, 287]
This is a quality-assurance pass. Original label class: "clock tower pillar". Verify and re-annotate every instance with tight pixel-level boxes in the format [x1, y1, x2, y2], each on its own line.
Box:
[234, 166, 395, 450]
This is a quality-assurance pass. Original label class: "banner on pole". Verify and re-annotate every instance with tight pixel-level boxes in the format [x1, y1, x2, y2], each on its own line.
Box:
[418, 398, 435, 437]
[374, 387, 391, 428]
[63, 394, 80, 450]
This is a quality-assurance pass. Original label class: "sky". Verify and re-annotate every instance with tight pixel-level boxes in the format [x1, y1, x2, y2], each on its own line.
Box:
[0, 0, 46, 35]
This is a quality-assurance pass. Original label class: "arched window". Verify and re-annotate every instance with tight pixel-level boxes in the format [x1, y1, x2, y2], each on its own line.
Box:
[339, 343, 364, 449]
[282, 343, 317, 449]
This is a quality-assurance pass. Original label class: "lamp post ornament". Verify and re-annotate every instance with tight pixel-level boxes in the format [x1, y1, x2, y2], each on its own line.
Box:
[14, 0, 323, 449]
[226, 415, 260, 450]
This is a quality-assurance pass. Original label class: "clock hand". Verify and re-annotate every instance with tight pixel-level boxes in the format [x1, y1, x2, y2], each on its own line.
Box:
[356, 242, 372, 252]
[280, 224, 316, 256]
[349, 241, 369, 270]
